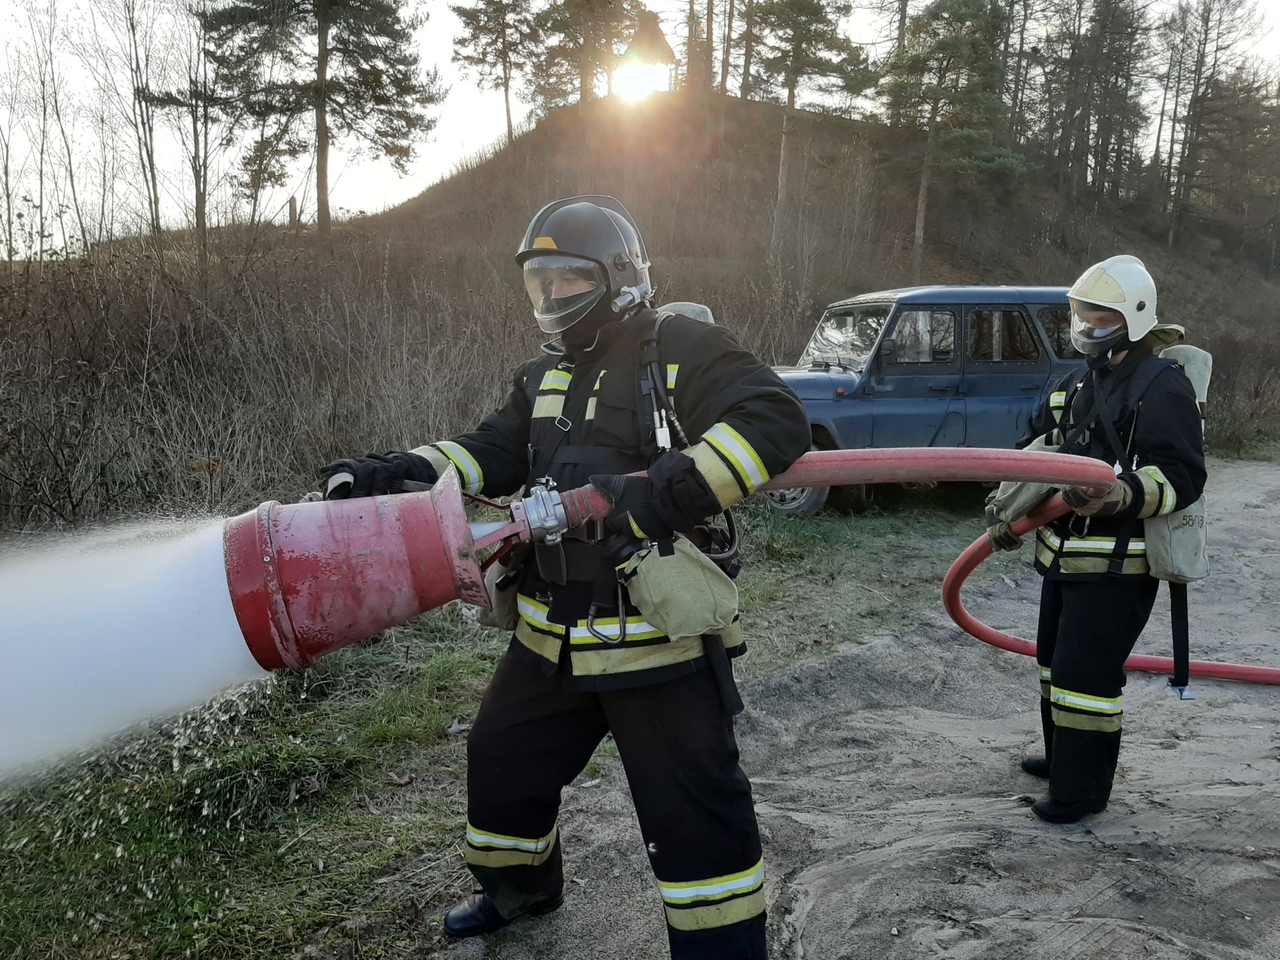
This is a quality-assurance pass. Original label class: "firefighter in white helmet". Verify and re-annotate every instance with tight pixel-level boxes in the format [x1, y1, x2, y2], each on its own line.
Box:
[987, 255, 1206, 823]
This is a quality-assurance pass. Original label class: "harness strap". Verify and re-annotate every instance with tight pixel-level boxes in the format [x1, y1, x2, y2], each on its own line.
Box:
[1169, 581, 1191, 690]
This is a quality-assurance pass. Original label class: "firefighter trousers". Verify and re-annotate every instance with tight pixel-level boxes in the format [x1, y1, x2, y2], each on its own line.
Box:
[462, 649, 767, 960]
[1035, 576, 1160, 805]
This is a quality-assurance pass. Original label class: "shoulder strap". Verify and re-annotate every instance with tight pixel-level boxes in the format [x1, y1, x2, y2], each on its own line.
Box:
[526, 355, 598, 484]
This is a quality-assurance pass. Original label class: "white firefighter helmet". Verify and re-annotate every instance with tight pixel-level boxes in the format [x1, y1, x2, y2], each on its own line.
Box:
[1067, 254, 1158, 355]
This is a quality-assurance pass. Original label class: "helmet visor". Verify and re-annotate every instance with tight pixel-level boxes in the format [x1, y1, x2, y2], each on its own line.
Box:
[522, 255, 607, 334]
[1069, 300, 1128, 356]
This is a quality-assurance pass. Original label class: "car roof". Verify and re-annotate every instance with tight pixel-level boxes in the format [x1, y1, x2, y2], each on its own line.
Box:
[826, 285, 1070, 309]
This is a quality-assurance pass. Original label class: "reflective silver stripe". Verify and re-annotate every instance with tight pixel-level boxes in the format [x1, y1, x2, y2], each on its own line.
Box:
[1038, 528, 1146, 554]
[466, 824, 556, 853]
[432, 441, 483, 493]
[658, 858, 766, 905]
[517, 596, 564, 635]
[568, 616, 664, 644]
[703, 423, 769, 492]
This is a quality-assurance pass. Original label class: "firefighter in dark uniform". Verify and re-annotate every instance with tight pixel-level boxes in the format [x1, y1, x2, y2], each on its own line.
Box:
[321, 196, 809, 957]
[986, 255, 1206, 824]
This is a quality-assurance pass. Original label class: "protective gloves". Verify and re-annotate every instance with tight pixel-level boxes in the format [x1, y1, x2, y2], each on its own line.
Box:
[319, 452, 437, 499]
[984, 506, 1023, 552]
[1061, 478, 1133, 518]
[586, 473, 670, 563]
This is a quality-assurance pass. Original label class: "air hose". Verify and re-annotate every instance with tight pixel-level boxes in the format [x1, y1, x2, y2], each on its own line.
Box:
[942, 494, 1280, 686]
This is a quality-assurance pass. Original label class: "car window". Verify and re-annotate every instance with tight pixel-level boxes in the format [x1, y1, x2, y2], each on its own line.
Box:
[969, 309, 1041, 362]
[1039, 307, 1084, 359]
[798, 302, 892, 368]
[892, 310, 955, 363]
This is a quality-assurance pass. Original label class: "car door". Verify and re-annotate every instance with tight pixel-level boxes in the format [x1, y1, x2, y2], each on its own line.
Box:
[867, 307, 966, 446]
[961, 304, 1053, 447]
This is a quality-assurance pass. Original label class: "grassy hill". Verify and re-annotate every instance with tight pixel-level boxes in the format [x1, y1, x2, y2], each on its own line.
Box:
[2, 90, 1278, 531]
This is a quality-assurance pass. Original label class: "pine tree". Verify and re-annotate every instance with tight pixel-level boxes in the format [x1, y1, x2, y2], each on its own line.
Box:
[882, 0, 1030, 281]
[202, 0, 445, 240]
[451, 0, 539, 145]
[529, 0, 641, 109]
[753, 0, 866, 262]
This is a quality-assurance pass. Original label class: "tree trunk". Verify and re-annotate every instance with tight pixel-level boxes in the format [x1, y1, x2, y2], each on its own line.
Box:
[502, 63, 514, 145]
[738, 0, 753, 98]
[769, 82, 796, 264]
[912, 124, 936, 285]
[315, 0, 332, 241]
[720, 0, 735, 94]
[705, 0, 714, 90]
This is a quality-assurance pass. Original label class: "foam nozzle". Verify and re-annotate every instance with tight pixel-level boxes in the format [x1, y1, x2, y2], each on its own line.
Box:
[223, 467, 489, 671]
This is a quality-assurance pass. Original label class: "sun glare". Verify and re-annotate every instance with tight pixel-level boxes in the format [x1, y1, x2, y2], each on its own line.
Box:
[612, 63, 669, 102]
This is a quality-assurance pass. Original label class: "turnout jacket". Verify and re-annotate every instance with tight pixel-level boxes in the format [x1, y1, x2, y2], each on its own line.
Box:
[1021, 330, 1206, 581]
[410, 311, 809, 690]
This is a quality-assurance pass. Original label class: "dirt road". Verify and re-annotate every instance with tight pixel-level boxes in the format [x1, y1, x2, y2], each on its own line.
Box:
[433, 457, 1280, 959]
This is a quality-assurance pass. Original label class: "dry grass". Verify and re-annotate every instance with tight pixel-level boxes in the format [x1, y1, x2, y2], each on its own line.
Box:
[2, 92, 1277, 529]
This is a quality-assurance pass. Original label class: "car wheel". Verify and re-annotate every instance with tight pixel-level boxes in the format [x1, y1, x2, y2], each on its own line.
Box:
[831, 483, 873, 513]
[763, 482, 830, 518]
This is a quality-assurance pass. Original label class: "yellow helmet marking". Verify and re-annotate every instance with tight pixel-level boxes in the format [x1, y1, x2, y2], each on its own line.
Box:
[532, 236, 558, 249]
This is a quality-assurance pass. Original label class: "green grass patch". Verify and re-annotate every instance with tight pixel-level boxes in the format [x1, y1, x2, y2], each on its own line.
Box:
[0, 607, 505, 959]
[1, 486, 1010, 959]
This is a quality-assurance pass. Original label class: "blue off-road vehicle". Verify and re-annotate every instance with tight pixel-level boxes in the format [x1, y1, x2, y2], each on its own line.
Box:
[767, 285, 1086, 516]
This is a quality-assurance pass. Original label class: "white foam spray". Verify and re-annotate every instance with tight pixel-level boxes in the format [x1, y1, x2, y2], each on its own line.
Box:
[0, 520, 268, 776]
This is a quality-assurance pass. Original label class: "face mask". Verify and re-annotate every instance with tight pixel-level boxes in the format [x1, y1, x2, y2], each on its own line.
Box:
[1069, 307, 1128, 356]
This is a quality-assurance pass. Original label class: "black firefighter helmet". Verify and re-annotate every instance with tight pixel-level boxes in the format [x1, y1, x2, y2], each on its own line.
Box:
[516, 196, 653, 337]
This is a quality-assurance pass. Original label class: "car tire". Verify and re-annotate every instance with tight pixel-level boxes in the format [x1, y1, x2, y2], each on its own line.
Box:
[831, 483, 873, 513]
[763, 482, 830, 518]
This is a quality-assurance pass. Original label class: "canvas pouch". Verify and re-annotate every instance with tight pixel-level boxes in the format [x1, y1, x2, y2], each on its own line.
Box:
[618, 536, 738, 640]
[1145, 498, 1209, 583]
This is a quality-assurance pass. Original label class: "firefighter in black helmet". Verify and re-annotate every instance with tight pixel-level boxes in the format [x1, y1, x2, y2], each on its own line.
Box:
[320, 196, 808, 958]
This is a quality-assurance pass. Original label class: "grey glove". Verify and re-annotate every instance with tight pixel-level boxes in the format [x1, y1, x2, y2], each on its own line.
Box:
[985, 506, 1023, 552]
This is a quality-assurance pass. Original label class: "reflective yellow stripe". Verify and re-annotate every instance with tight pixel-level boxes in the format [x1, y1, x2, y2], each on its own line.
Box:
[1134, 464, 1175, 516]
[540, 369, 571, 391]
[570, 636, 705, 676]
[703, 423, 770, 492]
[517, 595, 563, 635]
[666, 364, 678, 391]
[664, 888, 767, 931]
[409, 444, 454, 481]
[1051, 685, 1122, 715]
[1052, 705, 1122, 733]
[568, 615, 665, 644]
[1049, 391, 1066, 408]
[532, 394, 566, 419]
[514, 619, 562, 664]
[432, 441, 483, 493]
[1034, 534, 1150, 575]
[465, 824, 558, 868]
[1037, 528, 1147, 554]
[658, 858, 765, 905]
[586, 397, 597, 421]
[687, 441, 747, 509]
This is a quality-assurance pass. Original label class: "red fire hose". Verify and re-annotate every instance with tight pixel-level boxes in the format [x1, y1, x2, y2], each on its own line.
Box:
[942, 494, 1280, 685]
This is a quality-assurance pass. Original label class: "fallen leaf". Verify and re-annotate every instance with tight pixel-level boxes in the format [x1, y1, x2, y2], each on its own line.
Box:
[447, 718, 471, 735]
[388, 772, 414, 786]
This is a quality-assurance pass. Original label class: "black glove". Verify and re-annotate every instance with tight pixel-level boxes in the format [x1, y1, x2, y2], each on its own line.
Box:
[984, 506, 1023, 552]
[319, 452, 437, 499]
[590, 474, 674, 543]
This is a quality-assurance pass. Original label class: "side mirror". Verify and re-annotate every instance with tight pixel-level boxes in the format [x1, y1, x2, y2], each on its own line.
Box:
[879, 338, 897, 366]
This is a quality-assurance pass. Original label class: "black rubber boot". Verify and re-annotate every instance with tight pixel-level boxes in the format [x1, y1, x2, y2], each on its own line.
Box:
[442, 891, 564, 938]
[1020, 755, 1050, 779]
[1031, 795, 1107, 824]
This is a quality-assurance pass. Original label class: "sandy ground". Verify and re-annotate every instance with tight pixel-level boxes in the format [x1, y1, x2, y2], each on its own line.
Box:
[430, 457, 1280, 960]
